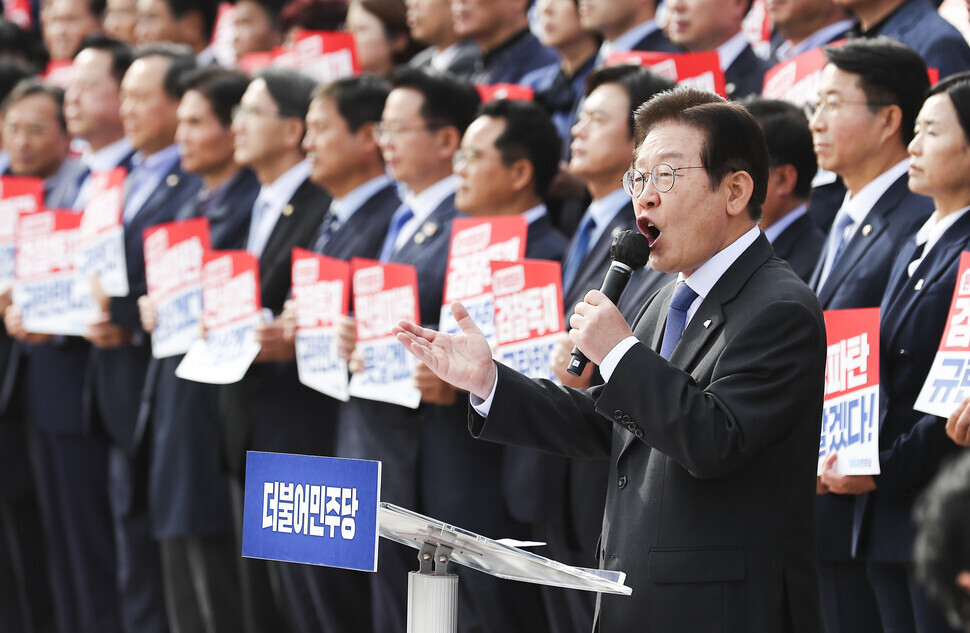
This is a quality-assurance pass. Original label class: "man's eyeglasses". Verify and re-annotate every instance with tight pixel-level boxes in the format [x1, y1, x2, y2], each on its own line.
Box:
[622, 164, 705, 196]
[231, 104, 281, 121]
[373, 122, 434, 141]
[452, 147, 484, 169]
[804, 95, 892, 119]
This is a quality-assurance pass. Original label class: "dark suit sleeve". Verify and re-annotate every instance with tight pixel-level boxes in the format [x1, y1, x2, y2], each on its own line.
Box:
[469, 363, 613, 460]
[596, 298, 824, 479]
[875, 412, 953, 497]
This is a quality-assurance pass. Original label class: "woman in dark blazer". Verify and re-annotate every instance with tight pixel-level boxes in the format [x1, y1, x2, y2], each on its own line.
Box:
[822, 71, 970, 632]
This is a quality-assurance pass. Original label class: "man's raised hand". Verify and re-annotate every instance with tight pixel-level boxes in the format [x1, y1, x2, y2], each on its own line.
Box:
[393, 300, 496, 400]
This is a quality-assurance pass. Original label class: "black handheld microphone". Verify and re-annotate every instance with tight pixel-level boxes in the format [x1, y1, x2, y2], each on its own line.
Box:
[566, 230, 651, 376]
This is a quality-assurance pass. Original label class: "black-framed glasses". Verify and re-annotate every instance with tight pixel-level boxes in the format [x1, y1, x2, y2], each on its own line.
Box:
[622, 164, 705, 196]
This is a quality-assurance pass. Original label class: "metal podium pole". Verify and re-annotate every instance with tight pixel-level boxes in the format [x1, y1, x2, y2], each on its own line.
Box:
[407, 542, 458, 633]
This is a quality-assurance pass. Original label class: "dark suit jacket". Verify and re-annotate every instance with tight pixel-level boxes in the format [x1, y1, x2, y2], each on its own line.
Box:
[220, 177, 331, 476]
[336, 194, 458, 513]
[409, 40, 478, 78]
[725, 44, 769, 101]
[472, 234, 825, 633]
[810, 174, 932, 561]
[142, 169, 259, 538]
[86, 159, 202, 452]
[470, 29, 559, 86]
[771, 212, 826, 283]
[866, 0, 970, 79]
[852, 212, 970, 561]
[500, 213, 568, 525]
[319, 183, 399, 261]
[633, 28, 680, 53]
[560, 202, 674, 551]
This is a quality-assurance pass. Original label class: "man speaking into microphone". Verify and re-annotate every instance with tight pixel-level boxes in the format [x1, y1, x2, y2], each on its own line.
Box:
[394, 87, 826, 633]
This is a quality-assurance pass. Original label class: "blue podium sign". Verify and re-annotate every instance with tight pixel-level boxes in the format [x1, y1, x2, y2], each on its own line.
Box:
[242, 451, 381, 572]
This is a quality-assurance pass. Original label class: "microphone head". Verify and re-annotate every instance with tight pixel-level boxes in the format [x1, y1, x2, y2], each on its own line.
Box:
[609, 230, 651, 269]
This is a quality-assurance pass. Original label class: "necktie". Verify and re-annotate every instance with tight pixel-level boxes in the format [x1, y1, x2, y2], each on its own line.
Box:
[379, 204, 414, 262]
[907, 240, 927, 278]
[816, 211, 854, 291]
[247, 196, 272, 255]
[310, 204, 340, 254]
[562, 213, 596, 294]
[660, 282, 699, 360]
[71, 165, 92, 210]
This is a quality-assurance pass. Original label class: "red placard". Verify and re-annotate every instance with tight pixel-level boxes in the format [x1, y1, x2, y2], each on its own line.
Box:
[239, 31, 360, 83]
[492, 259, 564, 345]
[477, 84, 535, 103]
[291, 248, 351, 329]
[0, 176, 44, 286]
[607, 50, 727, 98]
[762, 47, 828, 106]
[823, 307, 880, 398]
[15, 209, 82, 280]
[144, 217, 212, 298]
[202, 250, 262, 331]
[351, 258, 419, 342]
[4, 0, 32, 30]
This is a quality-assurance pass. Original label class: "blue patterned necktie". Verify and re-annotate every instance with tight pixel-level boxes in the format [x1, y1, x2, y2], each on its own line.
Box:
[816, 211, 854, 291]
[660, 282, 699, 360]
[379, 204, 414, 262]
[562, 212, 596, 294]
[310, 203, 340, 254]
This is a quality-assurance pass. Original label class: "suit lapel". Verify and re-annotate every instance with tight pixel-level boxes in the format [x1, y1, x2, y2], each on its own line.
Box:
[817, 177, 909, 304]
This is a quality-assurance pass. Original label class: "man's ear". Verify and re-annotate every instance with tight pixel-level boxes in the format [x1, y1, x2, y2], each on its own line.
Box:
[725, 170, 755, 218]
[508, 158, 534, 194]
[434, 126, 462, 162]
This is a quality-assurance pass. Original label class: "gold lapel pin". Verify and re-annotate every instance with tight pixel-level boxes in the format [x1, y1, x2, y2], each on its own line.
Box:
[165, 174, 179, 187]
[282, 204, 294, 217]
[861, 224, 872, 237]
[422, 221, 437, 237]
[414, 232, 426, 244]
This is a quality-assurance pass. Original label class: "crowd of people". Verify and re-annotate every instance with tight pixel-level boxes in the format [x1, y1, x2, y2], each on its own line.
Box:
[1, 0, 970, 632]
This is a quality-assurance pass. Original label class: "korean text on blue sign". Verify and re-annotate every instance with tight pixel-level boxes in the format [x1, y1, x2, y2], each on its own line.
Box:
[242, 451, 381, 572]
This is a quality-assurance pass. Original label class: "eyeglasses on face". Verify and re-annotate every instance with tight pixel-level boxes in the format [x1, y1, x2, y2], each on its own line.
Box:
[622, 164, 705, 196]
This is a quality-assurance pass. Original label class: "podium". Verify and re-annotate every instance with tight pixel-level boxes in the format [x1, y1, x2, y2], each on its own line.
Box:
[379, 502, 631, 633]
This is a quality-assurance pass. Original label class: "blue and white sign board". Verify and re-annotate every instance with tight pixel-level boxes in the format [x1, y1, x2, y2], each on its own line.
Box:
[242, 451, 381, 572]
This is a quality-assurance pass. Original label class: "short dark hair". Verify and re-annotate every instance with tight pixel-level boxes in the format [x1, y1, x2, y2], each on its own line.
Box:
[823, 37, 929, 145]
[180, 66, 250, 127]
[313, 74, 390, 132]
[477, 99, 561, 199]
[1, 79, 67, 132]
[742, 97, 816, 200]
[388, 67, 481, 135]
[87, 0, 107, 17]
[356, 0, 422, 66]
[133, 44, 198, 100]
[587, 64, 675, 138]
[75, 34, 133, 85]
[164, 0, 220, 41]
[0, 60, 36, 106]
[925, 70, 970, 147]
[279, 0, 347, 32]
[255, 67, 318, 122]
[634, 87, 769, 221]
[915, 451, 970, 630]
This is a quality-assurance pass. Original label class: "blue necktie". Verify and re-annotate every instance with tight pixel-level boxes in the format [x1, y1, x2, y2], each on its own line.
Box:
[660, 282, 699, 360]
[379, 204, 414, 262]
[562, 213, 596, 294]
[310, 204, 340, 254]
[816, 211, 854, 291]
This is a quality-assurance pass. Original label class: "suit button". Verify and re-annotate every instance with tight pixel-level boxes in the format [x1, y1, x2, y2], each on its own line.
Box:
[635, 429, 644, 438]
[628, 422, 638, 431]
[614, 410, 623, 421]
[617, 476, 627, 488]
[621, 415, 631, 423]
